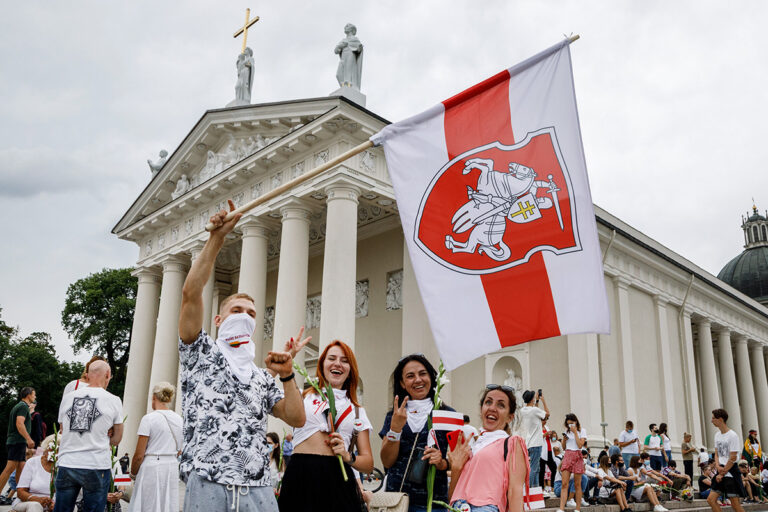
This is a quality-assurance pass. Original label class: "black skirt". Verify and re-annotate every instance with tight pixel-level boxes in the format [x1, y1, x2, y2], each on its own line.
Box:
[277, 453, 367, 512]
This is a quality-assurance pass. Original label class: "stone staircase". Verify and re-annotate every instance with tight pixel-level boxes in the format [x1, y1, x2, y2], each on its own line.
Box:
[538, 498, 768, 512]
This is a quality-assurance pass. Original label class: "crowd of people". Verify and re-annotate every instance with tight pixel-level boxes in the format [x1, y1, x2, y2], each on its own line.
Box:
[3, 205, 768, 512]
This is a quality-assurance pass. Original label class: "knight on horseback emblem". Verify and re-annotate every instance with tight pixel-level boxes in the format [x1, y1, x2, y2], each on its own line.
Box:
[413, 127, 580, 275]
[445, 157, 564, 261]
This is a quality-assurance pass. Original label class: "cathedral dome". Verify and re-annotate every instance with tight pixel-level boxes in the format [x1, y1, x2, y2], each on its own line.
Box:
[718, 204, 768, 305]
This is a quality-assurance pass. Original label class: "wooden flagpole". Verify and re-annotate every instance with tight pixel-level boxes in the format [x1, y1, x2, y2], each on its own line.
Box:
[205, 139, 374, 231]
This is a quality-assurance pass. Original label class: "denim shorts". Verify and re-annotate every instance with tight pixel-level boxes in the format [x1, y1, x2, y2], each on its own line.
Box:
[451, 500, 500, 512]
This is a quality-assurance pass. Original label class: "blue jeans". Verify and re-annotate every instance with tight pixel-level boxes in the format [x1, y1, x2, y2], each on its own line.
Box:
[700, 489, 711, 499]
[528, 446, 542, 487]
[650, 455, 664, 471]
[622, 452, 638, 467]
[554, 475, 587, 497]
[451, 500, 499, 512]
[53, 466, 111, 512]
[664, 450, 672, 467]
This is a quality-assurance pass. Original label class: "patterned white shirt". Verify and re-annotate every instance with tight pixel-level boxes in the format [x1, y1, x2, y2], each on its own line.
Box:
[179, 330, 284, 486]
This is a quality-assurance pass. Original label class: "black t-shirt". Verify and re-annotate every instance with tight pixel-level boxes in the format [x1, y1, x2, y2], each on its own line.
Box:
[699, 474, 711, 491]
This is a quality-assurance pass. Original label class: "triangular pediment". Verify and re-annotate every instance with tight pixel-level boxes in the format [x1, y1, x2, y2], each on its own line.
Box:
[112, 96, 389, 239]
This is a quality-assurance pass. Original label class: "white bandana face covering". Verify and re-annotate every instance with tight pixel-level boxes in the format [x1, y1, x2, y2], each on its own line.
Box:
[215, 313, 257, 383]
[406, 397, 433, 433]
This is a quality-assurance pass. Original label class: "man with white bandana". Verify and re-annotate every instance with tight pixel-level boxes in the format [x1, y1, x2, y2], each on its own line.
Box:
[178, 200, 307, 512]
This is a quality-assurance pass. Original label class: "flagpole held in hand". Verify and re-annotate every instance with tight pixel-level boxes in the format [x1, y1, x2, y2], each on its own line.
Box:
[205, 140, 374, 231]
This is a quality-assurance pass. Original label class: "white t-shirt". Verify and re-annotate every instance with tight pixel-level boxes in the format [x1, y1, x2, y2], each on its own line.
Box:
[760, 468, 768, 484]
[553, 455, 563, 483]
[62, 379, 89, 396]
[519, 406, 547, 448]
[645, 434, 662, 456]
[619, 430, 639, 454]
[699, 451, 710, 464]
[137, 409, 183, 455]
[596, 468, 612, 498]
[714, 429, 741, 478]
[565, 428, 587, 451]
[58, 386, 123, 470]
[662, 434, 672, 451]
[292, 390, 373, 449]
[16, 456, 50, 497]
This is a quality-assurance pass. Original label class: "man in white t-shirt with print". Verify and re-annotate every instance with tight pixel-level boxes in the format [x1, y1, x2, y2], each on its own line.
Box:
[55, 360, 123, 512]
[520, 389, 549, 488]
[706, 408, 746, 512]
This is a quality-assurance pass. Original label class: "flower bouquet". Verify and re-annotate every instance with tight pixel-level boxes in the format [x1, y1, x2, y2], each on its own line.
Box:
[294, 362, 348, 482]
[49, 423, 59, 500]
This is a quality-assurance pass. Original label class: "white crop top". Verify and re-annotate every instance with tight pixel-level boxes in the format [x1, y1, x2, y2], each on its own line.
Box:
[292, 388, 373, 448]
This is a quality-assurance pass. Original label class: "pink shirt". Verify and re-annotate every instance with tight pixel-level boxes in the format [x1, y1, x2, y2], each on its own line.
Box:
[451, 435, 528, 510]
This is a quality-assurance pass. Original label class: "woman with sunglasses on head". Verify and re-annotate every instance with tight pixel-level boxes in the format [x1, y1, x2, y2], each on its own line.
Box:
[447, 384, 528, 512]
[278, 340, 373, 512]
[557, 413, 588, 512]
[379, 354, 455, 512]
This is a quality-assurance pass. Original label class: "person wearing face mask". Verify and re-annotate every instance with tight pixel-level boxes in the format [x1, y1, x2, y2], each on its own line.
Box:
[618, 421, 640, 476]
[556, 413, 587, 512]
[626, 454, 668, 511]
[644, 424, 664, 471]
[609, 454, 634, 504]
[278, 340, 373, 512]
[448, 385, 528, 512]
[178, 201, 308, 512]
[265, 433, 284, 492]
[379, 354, 455, 512]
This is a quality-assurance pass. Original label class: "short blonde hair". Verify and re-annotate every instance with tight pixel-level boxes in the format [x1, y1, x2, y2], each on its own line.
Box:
[152, 382, 176, 403]
[41, 434, 59, 453]
[219, 293, 255, 314]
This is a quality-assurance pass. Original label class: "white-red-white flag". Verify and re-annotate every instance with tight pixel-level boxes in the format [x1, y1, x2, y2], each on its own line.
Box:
[432, 410, 465, 431]
[371, 39, 609, 369]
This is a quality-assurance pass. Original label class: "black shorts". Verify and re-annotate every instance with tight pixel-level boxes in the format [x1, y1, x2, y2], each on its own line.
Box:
[6, 442, 26, 462]
[711, 475, 747, 499]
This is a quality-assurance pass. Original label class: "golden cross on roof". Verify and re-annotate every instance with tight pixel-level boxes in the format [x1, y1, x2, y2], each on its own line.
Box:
[233, 8, 260, 54]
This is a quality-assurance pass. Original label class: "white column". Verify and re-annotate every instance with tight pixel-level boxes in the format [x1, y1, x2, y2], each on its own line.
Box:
[273, 203, 310, 365]
[697, 319, 720, 446]
[734, 336, 758, 437]
[238, 219, 270, 363]
[680, 311, 703, 446]
[717, 328, 743, 435]
[209, 282, 231, 339]
[147, 256, 188, 411]
[654, 296, 678, 438]
[319, 181, 360, 351]
[750, 343, 768, 439]
[614, 277, 637, 421]
[567, 333, 602, 435]
[120, 267, 161, 456]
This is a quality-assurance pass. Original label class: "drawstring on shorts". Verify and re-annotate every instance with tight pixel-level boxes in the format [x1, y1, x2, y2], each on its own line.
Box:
[226, 484, 250, 511]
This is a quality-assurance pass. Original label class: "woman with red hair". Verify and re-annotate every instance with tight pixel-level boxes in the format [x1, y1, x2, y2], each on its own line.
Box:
[278, 340, 372, 511]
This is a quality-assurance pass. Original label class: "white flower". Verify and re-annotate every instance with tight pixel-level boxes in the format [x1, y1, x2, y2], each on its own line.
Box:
[438, 374, 450, 387]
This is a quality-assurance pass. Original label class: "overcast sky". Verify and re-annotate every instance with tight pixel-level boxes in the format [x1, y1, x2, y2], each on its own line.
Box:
[1, 1, 766, 362]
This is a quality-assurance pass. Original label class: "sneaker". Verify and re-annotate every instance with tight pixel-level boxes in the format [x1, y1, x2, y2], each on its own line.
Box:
[653, 506, 668, 512]
[582, 498, 591, 507]
[567, 499, 577, 507]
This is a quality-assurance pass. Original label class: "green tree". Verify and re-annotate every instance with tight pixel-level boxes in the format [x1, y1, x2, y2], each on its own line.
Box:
[0, 309, 82, 465]
[61, 268, 137, 399]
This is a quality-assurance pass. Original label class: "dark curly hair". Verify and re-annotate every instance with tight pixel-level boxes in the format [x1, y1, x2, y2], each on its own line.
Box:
[392, 354, 437, 404]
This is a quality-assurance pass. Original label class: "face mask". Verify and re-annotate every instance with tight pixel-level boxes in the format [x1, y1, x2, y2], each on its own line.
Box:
[216, 313, 257, 383]
[618, 463, 624, 467]
[644, 461, 650, 467]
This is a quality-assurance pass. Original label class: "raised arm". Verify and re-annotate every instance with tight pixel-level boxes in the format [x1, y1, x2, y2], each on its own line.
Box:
[179, 201, 242, 343]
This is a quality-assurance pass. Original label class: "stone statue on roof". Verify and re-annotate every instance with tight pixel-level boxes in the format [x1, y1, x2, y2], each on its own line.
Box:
[228, 47, 255, 107]
[335, 23, 363, 90]
[147, 150, 168, 176]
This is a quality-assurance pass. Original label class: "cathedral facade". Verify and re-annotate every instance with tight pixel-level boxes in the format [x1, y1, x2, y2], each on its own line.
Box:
[113, 91, 768, 468]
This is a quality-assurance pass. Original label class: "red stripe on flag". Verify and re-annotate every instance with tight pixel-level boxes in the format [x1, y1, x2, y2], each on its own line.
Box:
[433, 417, 464, 426]
[442, 71, 560, 347]
[334, 405, 353, 431]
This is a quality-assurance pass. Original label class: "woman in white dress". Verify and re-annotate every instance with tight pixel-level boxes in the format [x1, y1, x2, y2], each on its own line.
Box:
[130, 382, 183, 512]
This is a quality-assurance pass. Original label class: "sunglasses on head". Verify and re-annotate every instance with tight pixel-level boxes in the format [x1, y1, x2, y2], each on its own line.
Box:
[486, 384, 515, 394]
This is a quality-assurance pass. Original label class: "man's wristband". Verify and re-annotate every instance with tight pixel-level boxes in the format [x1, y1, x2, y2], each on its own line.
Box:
[386, 430, 402, 442]
[279, 373, 295, 382]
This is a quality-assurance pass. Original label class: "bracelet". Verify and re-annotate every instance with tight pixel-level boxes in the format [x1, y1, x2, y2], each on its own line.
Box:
[386, 430, 402, 442]
[279, 373, 295, 382]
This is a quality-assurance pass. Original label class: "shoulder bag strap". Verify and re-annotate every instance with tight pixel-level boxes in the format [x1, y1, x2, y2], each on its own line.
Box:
[347, 406, 360, 453]
[399, 432, 421, 493]
[159, 412, 181, 454]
